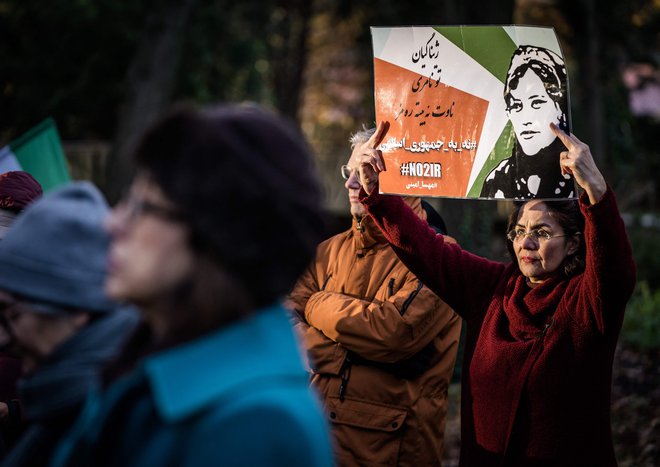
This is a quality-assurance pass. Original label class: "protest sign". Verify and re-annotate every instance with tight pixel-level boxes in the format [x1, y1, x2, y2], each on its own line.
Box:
[372, 25, 575, 199]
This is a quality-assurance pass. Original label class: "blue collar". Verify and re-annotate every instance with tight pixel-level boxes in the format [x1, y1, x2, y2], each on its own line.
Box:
[141, 304, 306, 423]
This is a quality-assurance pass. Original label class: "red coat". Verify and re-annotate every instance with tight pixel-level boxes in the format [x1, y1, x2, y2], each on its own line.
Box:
[361, 187, 635, 467]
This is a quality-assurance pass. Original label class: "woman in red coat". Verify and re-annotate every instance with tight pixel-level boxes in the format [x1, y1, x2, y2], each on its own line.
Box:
[353, 122, 635, 466]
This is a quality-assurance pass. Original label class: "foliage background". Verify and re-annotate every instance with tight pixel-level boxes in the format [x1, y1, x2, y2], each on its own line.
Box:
[1, 0, 659, 464]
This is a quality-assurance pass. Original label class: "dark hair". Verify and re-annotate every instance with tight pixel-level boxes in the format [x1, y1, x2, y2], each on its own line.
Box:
[504, 45, 568, 129]
[132, 104, 324, 336]
[506, 199, 585, 278]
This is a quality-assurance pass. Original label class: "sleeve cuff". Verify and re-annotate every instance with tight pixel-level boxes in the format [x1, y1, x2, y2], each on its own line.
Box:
[579, 184, 616, 217]
[358, 181, 381, 206]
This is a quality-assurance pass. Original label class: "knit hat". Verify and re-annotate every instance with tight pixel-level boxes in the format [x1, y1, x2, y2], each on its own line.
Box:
[0, 171, 43, 239]
[0, 171, 43, 212]
[134, 104, 325, 308]
[0, 182, 118, 313]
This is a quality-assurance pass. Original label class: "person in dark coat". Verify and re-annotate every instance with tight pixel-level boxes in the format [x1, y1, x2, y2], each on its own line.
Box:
[0, 170, 43, 457]
[0, 182, 139, 467]
[51, 104, 332, 467]
[354, 121, 635, 466]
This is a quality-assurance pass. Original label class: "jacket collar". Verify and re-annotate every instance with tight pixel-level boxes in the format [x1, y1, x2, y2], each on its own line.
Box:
[141, 304, 306, 423]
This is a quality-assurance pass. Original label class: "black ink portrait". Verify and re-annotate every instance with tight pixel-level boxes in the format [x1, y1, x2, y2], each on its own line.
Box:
[481, 45, 575, 199]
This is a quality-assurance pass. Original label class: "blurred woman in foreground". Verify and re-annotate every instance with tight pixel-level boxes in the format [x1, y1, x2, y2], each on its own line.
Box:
[51, 105, 333, 467]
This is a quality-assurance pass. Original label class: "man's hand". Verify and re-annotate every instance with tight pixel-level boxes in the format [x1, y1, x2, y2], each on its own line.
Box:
[0, 402, 9, 422]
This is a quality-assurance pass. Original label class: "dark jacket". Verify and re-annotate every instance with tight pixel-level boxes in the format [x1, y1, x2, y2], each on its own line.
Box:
[0, 354, 21, 457]
[1, 308, 139, 467]
[50, 305, 333, 467]
[362, 186, 635, 466]
[289, 197, 461, 466]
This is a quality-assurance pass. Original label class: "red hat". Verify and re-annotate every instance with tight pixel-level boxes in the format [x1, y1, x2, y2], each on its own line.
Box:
[0, 171, 43, 212]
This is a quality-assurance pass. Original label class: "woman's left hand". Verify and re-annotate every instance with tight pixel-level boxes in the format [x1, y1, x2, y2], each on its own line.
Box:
[551, 123, 607, 204]
[355, 121, 389, 195]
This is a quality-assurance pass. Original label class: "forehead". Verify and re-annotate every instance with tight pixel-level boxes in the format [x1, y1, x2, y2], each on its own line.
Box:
[516, 200, 559, 227]
[130, 174, 169, 202]
[510, 69, 547, 96]
[345, 143, 363, 166]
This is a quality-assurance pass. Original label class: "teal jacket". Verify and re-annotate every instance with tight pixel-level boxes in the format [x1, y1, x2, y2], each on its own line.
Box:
[51, 305, 333, 467]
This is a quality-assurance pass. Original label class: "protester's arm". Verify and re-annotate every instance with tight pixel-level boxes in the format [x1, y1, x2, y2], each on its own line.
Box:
[552, 124, 636, 333]
[354, 122, 508, 320]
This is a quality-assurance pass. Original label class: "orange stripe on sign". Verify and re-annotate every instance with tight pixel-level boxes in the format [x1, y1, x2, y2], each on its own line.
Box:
[374, 58, 489, 197]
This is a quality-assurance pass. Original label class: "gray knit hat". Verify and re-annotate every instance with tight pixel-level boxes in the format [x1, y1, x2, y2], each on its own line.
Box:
[0, 181, 118, 313]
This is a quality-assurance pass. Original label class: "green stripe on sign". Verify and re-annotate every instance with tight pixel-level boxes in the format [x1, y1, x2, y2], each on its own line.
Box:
[434, 26, 517, 83]
[467, 121, 517, 198]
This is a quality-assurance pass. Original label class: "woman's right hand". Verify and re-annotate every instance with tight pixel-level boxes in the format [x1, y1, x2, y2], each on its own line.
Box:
[355, 121, 389, 194]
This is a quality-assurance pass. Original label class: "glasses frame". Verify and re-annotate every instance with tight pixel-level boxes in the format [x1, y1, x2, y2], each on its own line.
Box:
[340, 165, 357, 180]
[0, 295, 69, 321]
[119, 195, 184, 225]
[506, 228, 580, 243]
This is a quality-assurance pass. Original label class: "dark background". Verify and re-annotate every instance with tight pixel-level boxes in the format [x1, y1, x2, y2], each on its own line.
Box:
[1, 0, 658, 464]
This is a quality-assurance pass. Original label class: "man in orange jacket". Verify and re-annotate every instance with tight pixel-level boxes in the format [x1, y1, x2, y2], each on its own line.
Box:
[288, 126, 461, 466]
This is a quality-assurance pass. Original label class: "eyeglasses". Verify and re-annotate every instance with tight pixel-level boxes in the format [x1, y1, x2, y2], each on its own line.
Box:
[0, 295, 71, 351]
[0, 295, 69, 320]
[340, 165, 357, 180]
[118, 195, 183, 225]
[506, 228, 580, 243]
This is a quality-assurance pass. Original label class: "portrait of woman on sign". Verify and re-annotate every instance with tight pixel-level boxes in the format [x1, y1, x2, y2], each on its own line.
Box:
[481, 45, 576, 200]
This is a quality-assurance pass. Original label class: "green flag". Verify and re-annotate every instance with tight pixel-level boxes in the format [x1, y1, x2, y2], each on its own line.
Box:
[0, 118, 71, 192]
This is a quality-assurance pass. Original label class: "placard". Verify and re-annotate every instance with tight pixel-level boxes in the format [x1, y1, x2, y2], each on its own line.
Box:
[372, 25, 575, 199]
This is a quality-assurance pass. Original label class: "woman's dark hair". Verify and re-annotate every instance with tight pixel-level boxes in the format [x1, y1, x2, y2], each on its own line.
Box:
[131, 104, 325, 339]
[506, 199, 586, 278]
[504, 45, 568, 129]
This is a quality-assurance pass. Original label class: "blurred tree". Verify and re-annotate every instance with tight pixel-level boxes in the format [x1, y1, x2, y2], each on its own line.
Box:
[105, 0, 197, 202]
[0, 0, 146, 141]
[106, 0, 314, 200]
[516, 0, 660, 212]
[173, 0, 313, 116]
[1, 0, 657, 226]
[1, 0, 317, 200]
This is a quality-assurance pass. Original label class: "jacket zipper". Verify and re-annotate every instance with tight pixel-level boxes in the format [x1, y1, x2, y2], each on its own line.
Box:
[356, 217, 365, 257]
[400, 281, 423, 316]
[338, 359, 352, 402]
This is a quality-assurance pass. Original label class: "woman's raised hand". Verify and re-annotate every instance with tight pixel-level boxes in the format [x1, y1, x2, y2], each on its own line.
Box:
[551, 123, 607, 204]
[356, 121, 389, 194]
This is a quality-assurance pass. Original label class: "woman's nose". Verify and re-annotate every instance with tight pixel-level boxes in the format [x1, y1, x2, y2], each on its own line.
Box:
[521, 234, 539, 249]
[104, 205, 126, 237]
